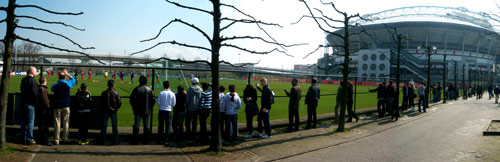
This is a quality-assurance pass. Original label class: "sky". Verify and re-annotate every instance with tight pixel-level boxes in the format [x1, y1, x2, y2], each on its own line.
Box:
[0, 0, 499, 69]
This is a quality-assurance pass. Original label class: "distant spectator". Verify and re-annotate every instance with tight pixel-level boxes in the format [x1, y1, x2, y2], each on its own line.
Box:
[51, 69, 76, 145]
[130, 75, 155, 144]
[418, 82, 427, 112]
[185, 77, 202, 140]
[305, 78, 320, 129]
[243, 84, 258, 138]
[494, 86, 500, 103]
[36, 77, 52, 146]
[346, 82, 359, 122]
[256, 78, 274, 139]
[385, 81, 395, 117]
[75, 83, 92, 145]
[409, 84, 416, 112]
[218, 85, 227, 139]
[157, 81, 176, 145]
[221, 85, 241, 142]
[100, 80, 121, 145]
[173, 85, 186, 142]
[20, 67, 38, 145]
[284, 78, 301, 132]
[369, 83, 386, 117]
[199, 82, 212, 144]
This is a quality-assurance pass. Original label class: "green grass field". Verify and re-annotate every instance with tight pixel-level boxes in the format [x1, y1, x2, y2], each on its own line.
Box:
[8, 74, 396, 126]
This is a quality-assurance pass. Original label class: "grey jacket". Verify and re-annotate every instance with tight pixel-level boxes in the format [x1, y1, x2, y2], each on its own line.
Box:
[186, 84, 203, 112]
[417, 85, 426, 96]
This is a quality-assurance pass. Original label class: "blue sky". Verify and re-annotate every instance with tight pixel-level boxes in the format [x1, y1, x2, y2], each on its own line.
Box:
[1, 0, 499, 69]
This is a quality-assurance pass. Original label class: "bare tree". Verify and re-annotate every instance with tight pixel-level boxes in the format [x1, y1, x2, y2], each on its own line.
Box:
[295, 0, 370, 132]
[0, 0, 99, 149]
[131, 0, 301, 152]
[383, 24, 408, 112]
[17, 42, 41, 66]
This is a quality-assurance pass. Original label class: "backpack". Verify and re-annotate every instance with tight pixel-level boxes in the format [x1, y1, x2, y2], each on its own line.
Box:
[270, 90, 275, 104]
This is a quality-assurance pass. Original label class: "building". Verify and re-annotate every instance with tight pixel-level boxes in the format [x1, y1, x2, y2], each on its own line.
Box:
[318, 6, 500, 85]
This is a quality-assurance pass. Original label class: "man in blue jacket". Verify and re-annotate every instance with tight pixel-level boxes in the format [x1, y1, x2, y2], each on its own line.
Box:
[51, 69, 76, 145]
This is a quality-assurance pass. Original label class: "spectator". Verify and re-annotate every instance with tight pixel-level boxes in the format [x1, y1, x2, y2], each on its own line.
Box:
[218, 86, 227, 139]
[20, 67, 38, 145]
[385, 81, 395, 117]
[51, 69, 76, 145]
[100, 80, 121, 145]
[130, 75, 155, 145]
[402, 82, 410, 110]
[284, 78, 301, 132]
[36, 77, 52, 146]
[305, 78, 320, 129]
[409, 83, 416, 112]
[157, 81, 176, 145]
[172, 85, 186, 142]
[199, 82, 212, 144]
[334, 82, 342, 123]
[75, 83, 92, 145]
[418, 82, 427, 113]
[243, 84, 258, 137]
[346, 82, 359, 122]
[185, 77, 203, 141]
[369, 83, 386, 117]
[256, 78, 274, 139]
[488, 85, 493, 100]
[494, 86, 500, 103]
[221, 85, 241, 142]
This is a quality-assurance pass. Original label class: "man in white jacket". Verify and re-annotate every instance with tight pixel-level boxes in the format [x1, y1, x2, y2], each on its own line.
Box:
[157, 81, 176, 145]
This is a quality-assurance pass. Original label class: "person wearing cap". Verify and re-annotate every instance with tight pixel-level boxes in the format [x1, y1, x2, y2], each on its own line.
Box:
[185, 77, 203, 140]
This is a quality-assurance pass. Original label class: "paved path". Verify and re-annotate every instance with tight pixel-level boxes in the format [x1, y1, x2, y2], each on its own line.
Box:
[260, 98, 500, 162]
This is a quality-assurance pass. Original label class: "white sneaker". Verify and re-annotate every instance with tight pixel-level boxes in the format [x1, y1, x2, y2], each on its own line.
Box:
[261, 135, 270, 139]
[243, 134, 253, 138]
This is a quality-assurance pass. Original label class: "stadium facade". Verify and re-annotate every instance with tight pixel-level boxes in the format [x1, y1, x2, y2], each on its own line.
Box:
[317, 6, 500, 85]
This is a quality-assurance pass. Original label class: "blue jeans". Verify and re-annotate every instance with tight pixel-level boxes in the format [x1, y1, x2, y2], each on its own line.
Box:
[225, 114, 238, 141]
[101, 113, 119, 144]
[21, 103, 35, 143]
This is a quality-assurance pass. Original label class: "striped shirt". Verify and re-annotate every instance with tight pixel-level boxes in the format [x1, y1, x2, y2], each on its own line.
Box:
[200, 90, 212, 109]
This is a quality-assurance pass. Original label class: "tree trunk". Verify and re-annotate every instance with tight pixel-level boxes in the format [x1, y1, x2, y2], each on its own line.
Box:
[209, 0, 222, 152]
[0, 0, 16, 149]
[337, 17, 350, 132]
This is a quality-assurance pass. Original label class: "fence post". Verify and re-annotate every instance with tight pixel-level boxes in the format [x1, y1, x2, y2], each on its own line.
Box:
[40, 65, 44, 78]
[150, 68, 155, 135]
[247, 72, 251, 84]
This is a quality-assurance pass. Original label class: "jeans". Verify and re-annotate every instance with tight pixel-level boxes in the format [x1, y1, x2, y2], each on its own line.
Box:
[101, 113, 119, 144]
[306, 103, 317, 128]
[376, 99, 385, 117]
[418, 95, 427, 112]
[53, 107, 70, 144]
[78, 112, 90, 142]
[288, 108, 299, 131]
[133, 114, 150, 144]
[199, 109, 211, 142]
[257, 109, 271, 136]
[245, 112, 255, 134]
[158, 111, 172, 142]
[225, 114, 238, 141]
[185, 111, 199, 140]
[21, 103, 35, 143]
[172, 112, 185, 141]
[220, 112, 226, 138]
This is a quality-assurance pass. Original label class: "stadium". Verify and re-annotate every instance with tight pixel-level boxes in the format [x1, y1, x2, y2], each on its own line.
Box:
[318, 6, 500, 85]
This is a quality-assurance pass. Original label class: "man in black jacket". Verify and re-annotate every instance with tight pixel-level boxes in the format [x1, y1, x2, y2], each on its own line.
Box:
[20, 67, 38, 145]
[385, 81, 395, 118]
[346, 82, 359, 122]
[305, 78, 320, 129]
[100, 80, 121, 145]
[369, 83, 386, 117]
[256, 78, 273, 139]
[284, 78, 301, 132]
[130, 76, 155, 144]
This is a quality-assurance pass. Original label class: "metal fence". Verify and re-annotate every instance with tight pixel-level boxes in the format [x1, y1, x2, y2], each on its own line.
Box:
[5, 63, 479, 136]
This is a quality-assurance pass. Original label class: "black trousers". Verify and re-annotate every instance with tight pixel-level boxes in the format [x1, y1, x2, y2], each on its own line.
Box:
[185, 111, 199, 140]
[37, 110, 52, 145]
[158, 110, 172, 142]
[347, 101, 358, 121]
[198, 109, 211, 142]
[288, 108, 299, 131]
[133, 114, 150, 144]
[219, 112, 226, 139]
[376, 99, 385, 117]
[257, 109, 271, 136]
[245, 112, 255, 134]
[402, 96, 409, 109]
[306, 103, 317, 129]
[78, 112, 90, 142]
[172, 111, 185, 141]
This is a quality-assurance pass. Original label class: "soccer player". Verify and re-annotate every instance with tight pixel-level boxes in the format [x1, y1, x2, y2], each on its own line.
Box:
[104, 71, 108, 80]
[88, 70, 92, 80]
[113, 71, 117, 80]
[81, 71, 84, 80]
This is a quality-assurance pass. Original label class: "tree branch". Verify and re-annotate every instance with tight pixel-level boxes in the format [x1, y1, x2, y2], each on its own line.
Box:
[17, 25, 94, 50]
[297, 0, 336, 35]
[303, 45, 328, 59]
[16, 36, 105, 65]
[165, 0, 212, 15]
[15, 5, 83, 15]
[291, 15, 340, 29]
[313, 8, 343, 23]
[221, 18, 282, 27]
[219, 59, 260, 68]
[16, 15, 85, 31]
[0, 19, 5, 24]
[131, 40, 211, 56]
[221, 43, 293, 57]
[221, 36, 306, 47]
[319, 0, 346, 16]
[141, 19, 211, 43]
[144, 57, 211, 66]
[0, 7, 6, 11]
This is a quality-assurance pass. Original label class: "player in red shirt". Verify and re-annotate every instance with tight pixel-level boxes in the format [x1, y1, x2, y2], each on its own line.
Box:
[47, 70, 51, 78]
[113, 71, 117, 80]
[147, 72, 150, 80]
[88, 70, 92, 80]
[51, 70, 55, 77]
[81, 71, 84, 80]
